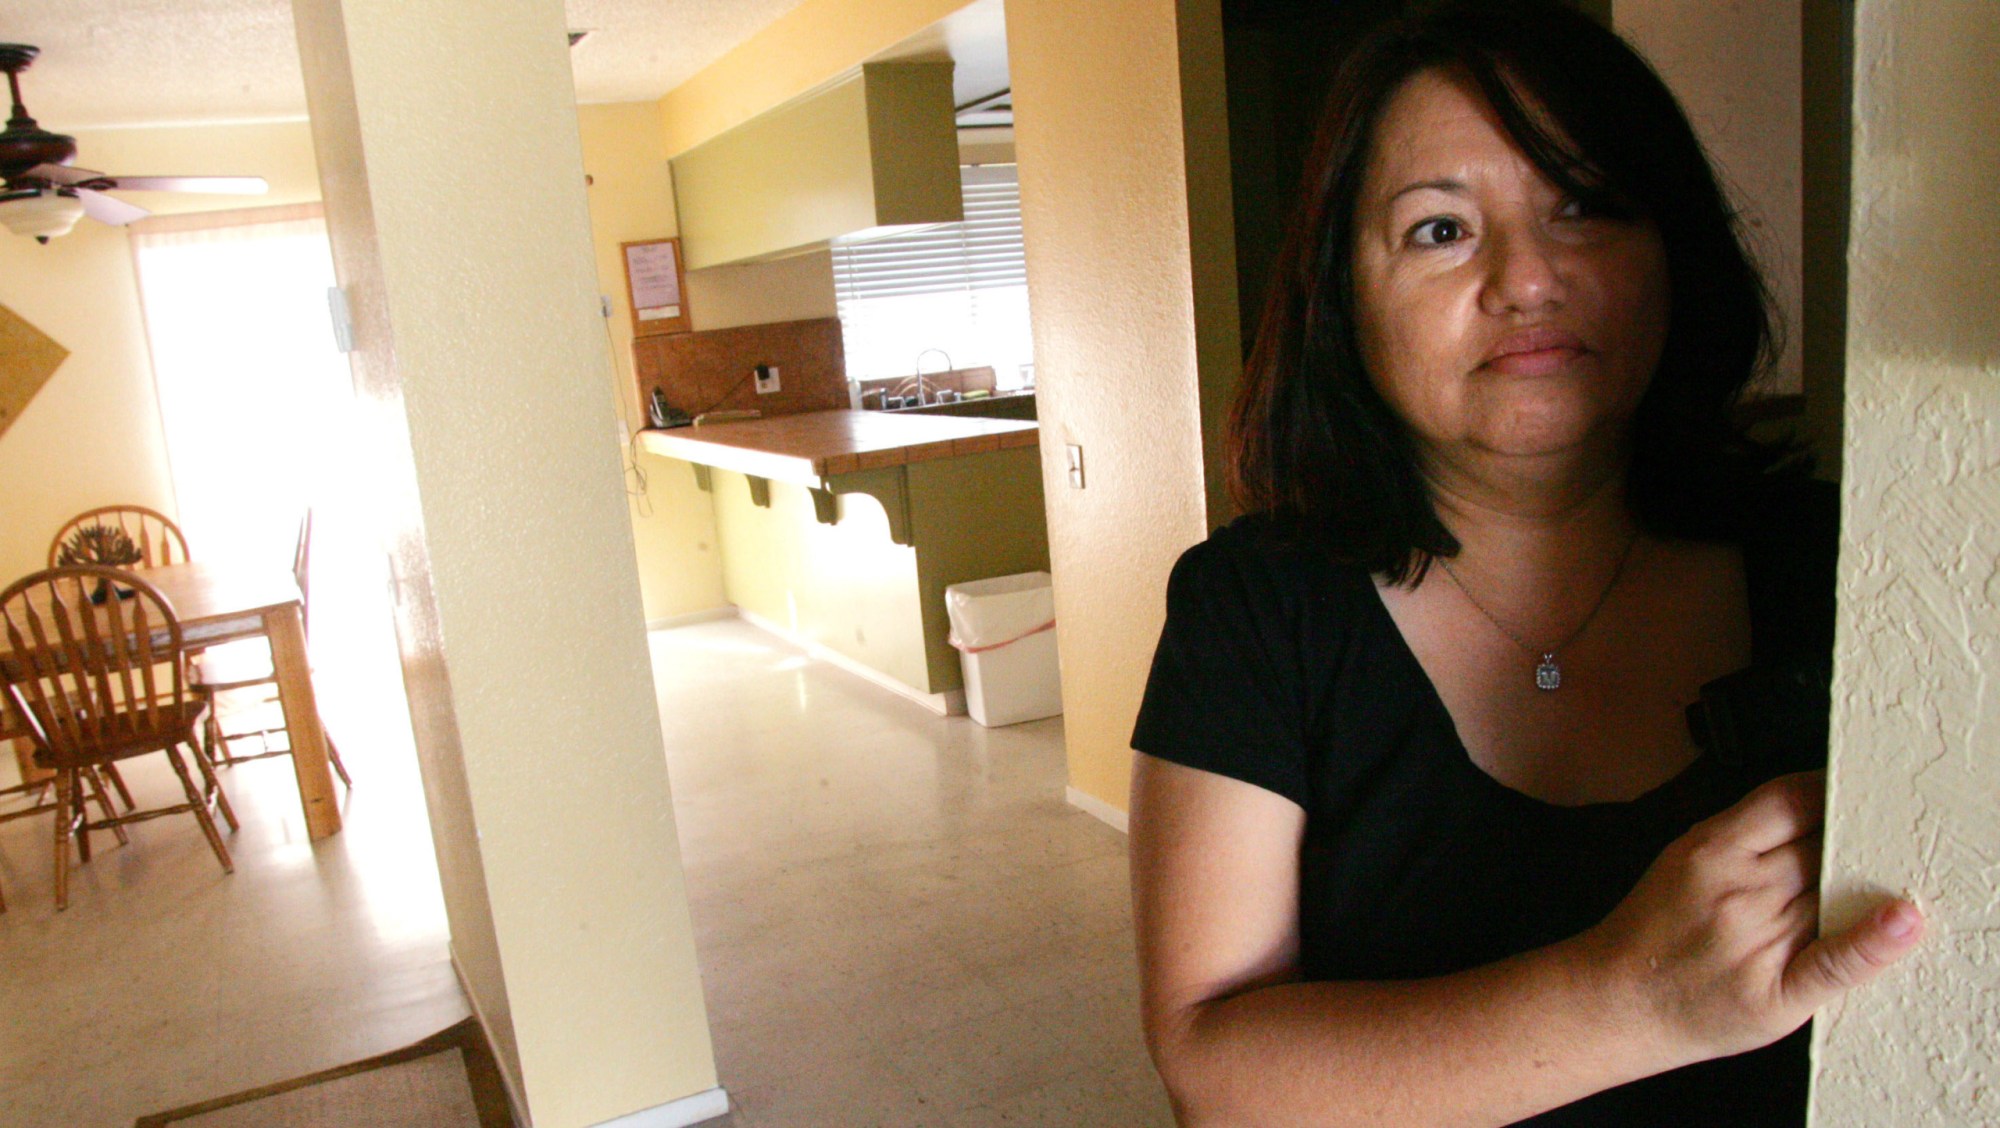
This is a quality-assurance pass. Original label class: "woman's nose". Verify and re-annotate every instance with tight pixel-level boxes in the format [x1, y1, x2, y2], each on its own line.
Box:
[1480, 225, 1566, 314]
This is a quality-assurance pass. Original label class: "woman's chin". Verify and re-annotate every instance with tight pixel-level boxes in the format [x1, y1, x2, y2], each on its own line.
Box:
[1469, 417, 1625, 465]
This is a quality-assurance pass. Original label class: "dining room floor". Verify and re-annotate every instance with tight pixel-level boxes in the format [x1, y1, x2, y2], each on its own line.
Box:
[0, 612, 1169, 1127]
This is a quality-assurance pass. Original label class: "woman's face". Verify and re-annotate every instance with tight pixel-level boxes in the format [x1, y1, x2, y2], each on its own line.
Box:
[1350, 69, 1670, 476]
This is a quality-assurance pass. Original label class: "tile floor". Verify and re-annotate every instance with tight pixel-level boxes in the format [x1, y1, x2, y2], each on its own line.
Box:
[0, 614, 1170, 1127]
[652, 620, 1171, 1127]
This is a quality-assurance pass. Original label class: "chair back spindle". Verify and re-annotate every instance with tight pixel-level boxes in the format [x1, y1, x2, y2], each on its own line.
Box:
[48, 506, 191, 569]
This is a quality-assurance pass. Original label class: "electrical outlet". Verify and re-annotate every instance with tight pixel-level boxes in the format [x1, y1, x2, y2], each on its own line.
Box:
[754, 364, 782, 395]
[1066, 444, 1084, 489]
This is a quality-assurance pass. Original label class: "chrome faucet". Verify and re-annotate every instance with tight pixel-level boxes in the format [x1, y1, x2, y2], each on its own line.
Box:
[911, 349, 953, 406]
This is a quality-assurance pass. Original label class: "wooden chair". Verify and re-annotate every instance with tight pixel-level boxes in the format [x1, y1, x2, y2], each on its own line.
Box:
[48, 505, 191, 568]
[0, 565, 236, 911]
[42, 506, 193, 815]
[190, 511, 352, 786]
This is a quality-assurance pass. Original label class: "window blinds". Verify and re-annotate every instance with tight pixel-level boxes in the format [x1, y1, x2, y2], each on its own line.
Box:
[832, 165, 1035, 385]
[831, 166, 1026, 301]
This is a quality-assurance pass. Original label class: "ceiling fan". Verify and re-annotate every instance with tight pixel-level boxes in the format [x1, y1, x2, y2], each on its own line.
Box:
[1, 43, 268, 243]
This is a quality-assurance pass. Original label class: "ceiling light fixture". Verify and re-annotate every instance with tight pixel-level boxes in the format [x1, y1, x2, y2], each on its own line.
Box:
[0, 187, 84, 242]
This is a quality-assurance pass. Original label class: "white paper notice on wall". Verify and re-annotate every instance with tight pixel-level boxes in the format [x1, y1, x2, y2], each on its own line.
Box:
[626, 241, 682, 319]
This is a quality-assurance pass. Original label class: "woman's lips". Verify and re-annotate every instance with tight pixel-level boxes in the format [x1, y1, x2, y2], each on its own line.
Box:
[1482, 327, 1588, 376]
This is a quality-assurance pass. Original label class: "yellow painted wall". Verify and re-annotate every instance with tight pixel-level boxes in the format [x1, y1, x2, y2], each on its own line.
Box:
[0, 122, 322, 583]
[1811, 3, 2000, 1122]
[1008, 0, 1238, 812]
[292, 1, 718, 1125]
[656, 0, 978, 159]
[574, 98, 833, 624]
[576, 102, 730, 624]
[711, 471, 931, 690]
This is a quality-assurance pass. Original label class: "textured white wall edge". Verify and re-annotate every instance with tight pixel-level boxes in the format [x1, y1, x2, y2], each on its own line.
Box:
[1809, 1, 2000, 1124]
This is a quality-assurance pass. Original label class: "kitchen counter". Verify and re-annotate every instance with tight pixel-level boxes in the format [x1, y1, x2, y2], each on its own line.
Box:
[636, 409, 1037, 486]
[881, 390, 1038, 422]
[635, 410, 1049, 711]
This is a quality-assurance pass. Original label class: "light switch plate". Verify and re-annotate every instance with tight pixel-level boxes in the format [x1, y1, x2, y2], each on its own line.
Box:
[1066, 444, 1084, 489]
[326, 286, 356, 353]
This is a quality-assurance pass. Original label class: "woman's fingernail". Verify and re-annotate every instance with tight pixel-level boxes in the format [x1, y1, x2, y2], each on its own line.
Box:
[1882, 901, 1922, 939]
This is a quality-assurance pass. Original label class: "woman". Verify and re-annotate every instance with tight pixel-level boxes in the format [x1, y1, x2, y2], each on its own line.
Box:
[1128, 4, 1923, 1125]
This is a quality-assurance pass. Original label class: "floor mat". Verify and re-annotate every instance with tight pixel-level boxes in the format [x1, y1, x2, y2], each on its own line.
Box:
[133, 1019, 512, 1127]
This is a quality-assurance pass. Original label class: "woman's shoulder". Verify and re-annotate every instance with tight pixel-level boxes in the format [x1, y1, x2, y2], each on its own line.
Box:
[1138, 513, 1385, 807]
[1182, 510, 1379, 578]
[1170, 511, 1381, 620]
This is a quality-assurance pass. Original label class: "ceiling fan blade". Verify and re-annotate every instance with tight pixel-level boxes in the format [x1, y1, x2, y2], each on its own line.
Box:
[94, 175, 269, 195]
[76, 188, 150, 226]
[25, 162, 106, 187]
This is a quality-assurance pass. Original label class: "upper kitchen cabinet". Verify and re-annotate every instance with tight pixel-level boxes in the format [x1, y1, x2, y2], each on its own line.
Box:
[671, 62, 963, 270]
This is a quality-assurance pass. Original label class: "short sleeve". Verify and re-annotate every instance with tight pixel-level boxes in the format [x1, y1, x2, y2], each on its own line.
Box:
[1130, 530, 1311, 808]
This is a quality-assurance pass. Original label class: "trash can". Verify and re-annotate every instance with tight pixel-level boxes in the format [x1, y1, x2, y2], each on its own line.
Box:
[945, 571, 1062, 727]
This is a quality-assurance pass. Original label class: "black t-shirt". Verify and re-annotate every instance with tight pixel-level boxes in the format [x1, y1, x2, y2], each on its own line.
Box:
[1131, 481, 1838, 1127]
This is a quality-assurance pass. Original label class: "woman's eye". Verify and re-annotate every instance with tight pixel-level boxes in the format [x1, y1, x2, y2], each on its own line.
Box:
[1555, 197, 1590, 219]
[1407, 217, 1465, 247]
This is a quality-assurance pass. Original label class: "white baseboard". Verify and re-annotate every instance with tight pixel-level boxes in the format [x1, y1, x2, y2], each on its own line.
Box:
[1066, 785, 1129, 833]
[450, 945, 530, 1128]
[736, 608, 966, 716]
[590, 1087, 732, 1128]
[645, 606, 739, 632]
[449, 947, 732, 1128]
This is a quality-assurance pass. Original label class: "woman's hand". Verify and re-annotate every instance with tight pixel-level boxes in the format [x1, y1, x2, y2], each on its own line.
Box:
[1584, 771, 1925, 1066]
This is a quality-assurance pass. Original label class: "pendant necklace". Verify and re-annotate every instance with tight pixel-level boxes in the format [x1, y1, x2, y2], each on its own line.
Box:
[1435, 534, 1638, 692]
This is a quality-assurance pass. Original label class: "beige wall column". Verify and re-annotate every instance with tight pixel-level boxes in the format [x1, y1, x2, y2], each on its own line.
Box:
[1812, 3, 2000, 1123]
[1009, 0, 1241, 817]
[290, 2, 720, 1126]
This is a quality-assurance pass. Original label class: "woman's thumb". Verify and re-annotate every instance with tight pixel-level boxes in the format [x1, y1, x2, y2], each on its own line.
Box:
[1782, 899, 1925, 1009]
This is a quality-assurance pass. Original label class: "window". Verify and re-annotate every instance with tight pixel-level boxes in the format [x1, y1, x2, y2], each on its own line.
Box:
[130, 204, 395, 707]
[129, 205, 350, 569]
[831, 165, 1034, 389]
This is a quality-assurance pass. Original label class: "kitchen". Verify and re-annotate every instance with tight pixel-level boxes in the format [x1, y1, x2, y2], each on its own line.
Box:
[613, 9, 1055, 715]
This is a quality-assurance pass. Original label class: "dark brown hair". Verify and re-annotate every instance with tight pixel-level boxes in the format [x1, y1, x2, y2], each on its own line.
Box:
[1228, 0, 1784, 582]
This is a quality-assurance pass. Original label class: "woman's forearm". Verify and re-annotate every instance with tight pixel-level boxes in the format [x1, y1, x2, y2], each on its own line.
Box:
[1149, 933, 1672, 1128]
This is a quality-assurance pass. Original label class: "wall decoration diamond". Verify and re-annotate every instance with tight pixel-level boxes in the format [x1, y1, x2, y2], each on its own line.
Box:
[0, 302, 68, 441]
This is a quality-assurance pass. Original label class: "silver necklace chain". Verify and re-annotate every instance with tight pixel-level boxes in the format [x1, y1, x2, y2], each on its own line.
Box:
[1435, 535, 1639, 692]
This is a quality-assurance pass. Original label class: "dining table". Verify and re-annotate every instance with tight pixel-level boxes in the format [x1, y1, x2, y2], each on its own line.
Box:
[0, 560, 343, 841]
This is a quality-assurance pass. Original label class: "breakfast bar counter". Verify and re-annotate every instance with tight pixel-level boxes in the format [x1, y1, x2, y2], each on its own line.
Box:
[636, 411, 1050, 710]
[638, 410, 1038, 485]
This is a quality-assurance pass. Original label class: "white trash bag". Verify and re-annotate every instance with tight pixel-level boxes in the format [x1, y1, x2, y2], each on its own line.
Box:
[946, 571, 1056, 653]
[944, 571, 1062, 726]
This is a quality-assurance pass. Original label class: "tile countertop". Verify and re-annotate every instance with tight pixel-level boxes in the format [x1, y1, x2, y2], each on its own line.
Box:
[634, 409, 1039, 487]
